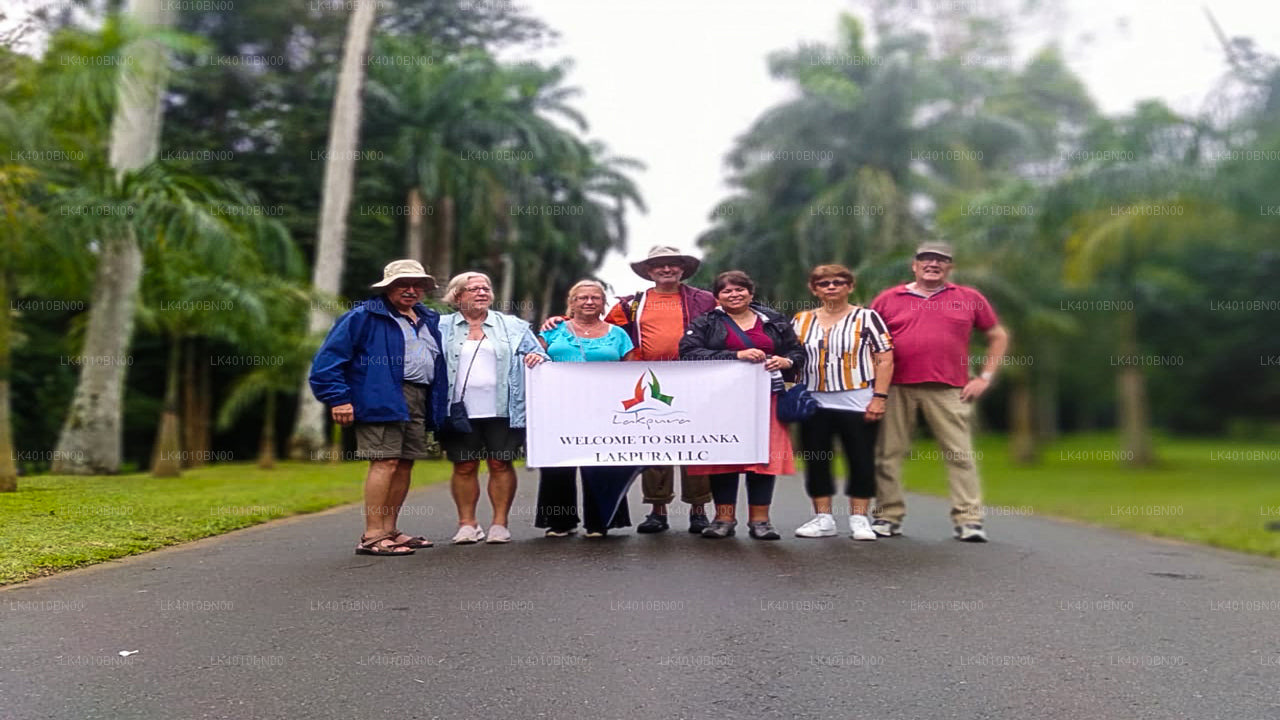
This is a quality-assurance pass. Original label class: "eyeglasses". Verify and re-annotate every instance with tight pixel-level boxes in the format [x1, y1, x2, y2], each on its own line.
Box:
[464, 286, 492, 294]
[916, 255, 952, 264]
[573, 295, 604, 303]
[814, 279, 850, 288]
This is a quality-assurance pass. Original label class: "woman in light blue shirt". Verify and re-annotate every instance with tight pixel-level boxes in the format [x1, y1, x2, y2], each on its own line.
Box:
[535, 280, 636, 538]
[439, 272, 548, 545]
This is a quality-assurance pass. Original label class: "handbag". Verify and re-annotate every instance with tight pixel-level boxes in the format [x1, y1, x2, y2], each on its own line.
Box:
[720, 315, 816, 423]
[446, 336, 485, 434]
[776, 382, 819, 423]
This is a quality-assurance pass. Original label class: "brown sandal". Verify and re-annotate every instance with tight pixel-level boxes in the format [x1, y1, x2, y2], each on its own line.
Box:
[356, 531, 415, 556]
[390, 529, 433, 549]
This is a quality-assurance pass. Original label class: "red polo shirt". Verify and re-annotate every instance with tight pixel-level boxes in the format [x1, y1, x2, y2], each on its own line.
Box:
[870, 283, 999, 387]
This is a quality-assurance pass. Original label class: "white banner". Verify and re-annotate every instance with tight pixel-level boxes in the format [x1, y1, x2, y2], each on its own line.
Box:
[525, 360, 770, 467]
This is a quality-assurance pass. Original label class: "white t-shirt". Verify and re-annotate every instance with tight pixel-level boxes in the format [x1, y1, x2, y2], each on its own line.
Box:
[457, 339, 499, 419]
[812, 388, 874, 413]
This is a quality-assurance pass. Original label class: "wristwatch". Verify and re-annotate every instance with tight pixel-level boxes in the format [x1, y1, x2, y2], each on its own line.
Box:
[872, 392, 889, 399]
[980, 371, 995, 382]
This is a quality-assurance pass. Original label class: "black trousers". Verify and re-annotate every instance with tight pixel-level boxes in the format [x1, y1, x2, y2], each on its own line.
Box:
[799, 407, 878, 499]
[709, 472, 776, 506]
[535, 467, 633, 532]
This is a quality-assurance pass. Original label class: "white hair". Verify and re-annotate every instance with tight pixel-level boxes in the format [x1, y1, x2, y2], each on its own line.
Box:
[442, 272, 493, 307]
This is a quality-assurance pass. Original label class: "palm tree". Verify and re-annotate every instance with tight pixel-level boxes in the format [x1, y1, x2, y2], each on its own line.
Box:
[0, 162, 42, 492]
[53, 0, 177, 474]
[1042, 104, 1235, 465]
[291, 0, 379, 459]
[128, 177, 302, 476]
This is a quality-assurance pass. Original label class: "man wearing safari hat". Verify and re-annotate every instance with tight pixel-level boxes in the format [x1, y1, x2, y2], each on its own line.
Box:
[606, 246, 718, 532]
[869, 241, 1009, 542]
[542, 245, 717, 532]
[310, 259, 449, 556]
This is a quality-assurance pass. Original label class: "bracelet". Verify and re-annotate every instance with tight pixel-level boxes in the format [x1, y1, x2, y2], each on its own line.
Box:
[872, 392, 889, 399]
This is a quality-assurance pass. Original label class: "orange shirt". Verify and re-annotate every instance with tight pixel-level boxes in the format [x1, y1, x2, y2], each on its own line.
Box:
[606, 288, 684, 360]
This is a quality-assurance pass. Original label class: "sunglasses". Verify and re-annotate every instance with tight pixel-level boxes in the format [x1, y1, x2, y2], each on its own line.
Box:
[814, 279, 850, 288]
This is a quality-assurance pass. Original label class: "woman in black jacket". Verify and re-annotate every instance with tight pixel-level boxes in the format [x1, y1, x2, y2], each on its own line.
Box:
[678, 270, 805, 540]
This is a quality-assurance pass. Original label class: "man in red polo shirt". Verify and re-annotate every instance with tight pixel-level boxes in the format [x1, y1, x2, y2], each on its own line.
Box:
[869, 242, 1009, 542]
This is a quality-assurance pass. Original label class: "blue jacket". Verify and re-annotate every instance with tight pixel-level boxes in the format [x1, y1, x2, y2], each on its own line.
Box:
[439, 310, 548, 428]
[309, 296, 449, 428]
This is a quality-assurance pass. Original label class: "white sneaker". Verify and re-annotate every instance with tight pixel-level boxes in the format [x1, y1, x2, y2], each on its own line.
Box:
[794, 514, 837, 538]
[849, 515, 878, 541]
[451, 524, 485, 544]
[485, 525, 511, 544]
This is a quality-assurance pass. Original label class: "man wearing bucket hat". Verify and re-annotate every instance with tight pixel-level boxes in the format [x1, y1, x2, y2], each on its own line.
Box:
[869, 241, 1009, 542]
[541, 245, 717, 533]
[310, 259, 449, 556]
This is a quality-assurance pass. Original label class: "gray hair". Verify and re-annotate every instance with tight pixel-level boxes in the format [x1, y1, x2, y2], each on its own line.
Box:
[442, 271, 493, 307]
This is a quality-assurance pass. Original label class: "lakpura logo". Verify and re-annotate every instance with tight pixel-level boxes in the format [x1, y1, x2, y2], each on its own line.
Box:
[613, 369, 691, 428]
[621, 369, 673, 409]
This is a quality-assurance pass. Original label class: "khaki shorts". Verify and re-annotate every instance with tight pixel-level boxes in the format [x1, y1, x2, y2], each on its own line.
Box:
[355, 383, 430, 460]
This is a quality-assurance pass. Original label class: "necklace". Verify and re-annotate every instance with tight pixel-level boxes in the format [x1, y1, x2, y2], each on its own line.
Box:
[570, 319, 605, 338]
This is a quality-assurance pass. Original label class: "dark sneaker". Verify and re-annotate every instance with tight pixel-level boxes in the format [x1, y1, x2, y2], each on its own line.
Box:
[636, 513, 669, 534]
[700, 520, 737, 539]
[955, 523, 988, 542]
[870, 519, 902, 537]
[747, 521, 780, 540]
[688, 512, 711, 534]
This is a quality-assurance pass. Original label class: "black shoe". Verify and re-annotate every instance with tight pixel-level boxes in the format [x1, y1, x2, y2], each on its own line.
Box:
[688, 512, 711, 534]
[637, 513, 669, 534]
[747, 521, 780, 540]
[701, 520, 737, 539]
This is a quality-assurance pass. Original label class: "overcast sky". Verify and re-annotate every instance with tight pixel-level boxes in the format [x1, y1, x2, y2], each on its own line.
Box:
[509, 0, 1280, 293]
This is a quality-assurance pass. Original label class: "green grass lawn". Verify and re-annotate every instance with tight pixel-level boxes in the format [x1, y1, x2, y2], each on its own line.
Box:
[899, 433, 1280, 557]
[0, 461, 453, 585]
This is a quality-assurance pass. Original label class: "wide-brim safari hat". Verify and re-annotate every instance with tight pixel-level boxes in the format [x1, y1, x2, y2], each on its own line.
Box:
[371, 259, 437, 292]
[629, 245, 701, 280]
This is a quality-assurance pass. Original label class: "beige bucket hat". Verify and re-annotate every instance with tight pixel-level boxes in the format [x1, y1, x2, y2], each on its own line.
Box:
[371, 259, 437, 291]
[629, 245, 701, 280]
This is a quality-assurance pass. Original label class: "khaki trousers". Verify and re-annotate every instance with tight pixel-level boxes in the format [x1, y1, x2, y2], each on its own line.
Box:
[874, 383, 983, 526]
[640, 466, 712, 506]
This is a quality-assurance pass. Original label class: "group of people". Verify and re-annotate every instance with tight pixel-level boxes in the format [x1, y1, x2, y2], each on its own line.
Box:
[308, 242, 1008, 556]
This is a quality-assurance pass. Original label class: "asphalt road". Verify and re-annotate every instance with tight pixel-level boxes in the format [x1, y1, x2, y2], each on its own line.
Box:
[3, 468, 1280, 720]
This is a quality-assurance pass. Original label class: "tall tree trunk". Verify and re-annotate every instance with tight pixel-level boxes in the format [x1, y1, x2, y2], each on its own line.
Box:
[258, 391, 277, 470]
[0, 268, 15, 491]
[1035, 344, 1059, 444]
[150, 337, 182, 477]
[538, 266, 559, 321]
[499, 251, 514, 314]
[180, 338, 199, 468]
[196, 348, 211, 459]
[1116, 310, 1155, 466]
[435, 195, 455, 279]
[404, 186, 427, 263]
[290, 0, 378, 459]
[1008, 373, 1036, 465]
[53, 0, 173, 474]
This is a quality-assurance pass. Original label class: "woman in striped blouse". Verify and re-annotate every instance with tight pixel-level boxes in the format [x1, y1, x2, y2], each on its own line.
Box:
[791, 264, 894, 541]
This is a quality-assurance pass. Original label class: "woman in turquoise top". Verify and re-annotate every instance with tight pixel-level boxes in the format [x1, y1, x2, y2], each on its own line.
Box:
[535, 280, 636, 537]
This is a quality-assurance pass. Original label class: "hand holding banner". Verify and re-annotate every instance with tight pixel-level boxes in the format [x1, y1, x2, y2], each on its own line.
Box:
[525, 360, 771, 467]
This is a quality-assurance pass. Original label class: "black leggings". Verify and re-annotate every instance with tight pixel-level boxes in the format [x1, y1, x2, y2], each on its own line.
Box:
[709, 472, 776, 506]
[799, 407, 878, 499]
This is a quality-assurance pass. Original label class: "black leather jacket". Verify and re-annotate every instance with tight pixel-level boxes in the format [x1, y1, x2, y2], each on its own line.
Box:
[678, 304, 805, 383]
